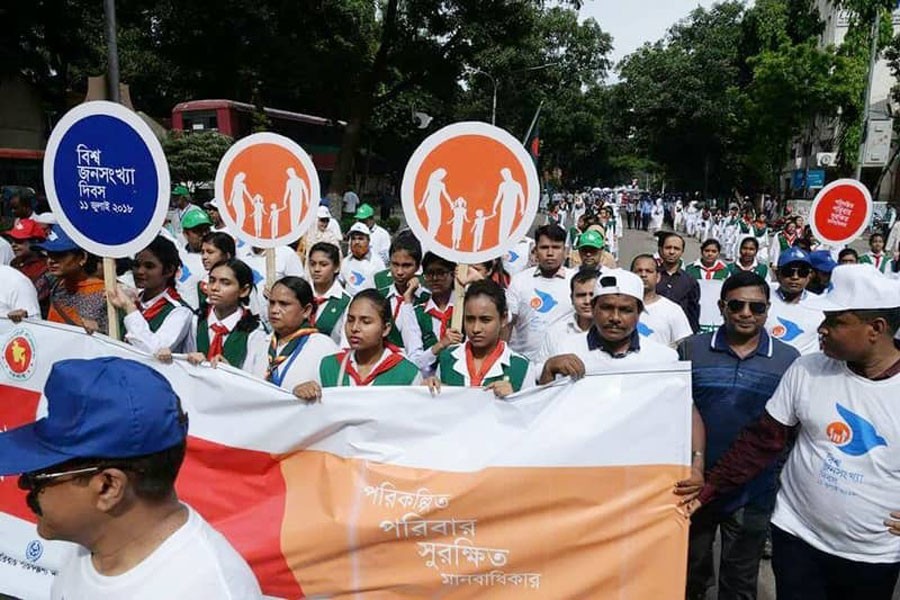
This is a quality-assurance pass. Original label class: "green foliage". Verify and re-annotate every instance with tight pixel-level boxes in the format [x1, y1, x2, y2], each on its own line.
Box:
[162, 130, 233, 184]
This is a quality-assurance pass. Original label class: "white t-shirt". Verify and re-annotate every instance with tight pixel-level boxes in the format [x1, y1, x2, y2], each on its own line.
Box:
[639, 296, 693, 347]
[550, 329, 678, 376]
[0, 236, 13, 266]
[506, 266, 574, 360]
[767, 353, 900, 563]
[536, 314, 592, 363]
[342, 191, 360, 214]
[503, 237, 534, 275]
[340, 253, 386, 296]
[765, 288, 825, 356]
[0, 265, 41, 317]
[369, 224, 392, 265]
[51, 505, 262, 599]
[250, 331, 338, 390]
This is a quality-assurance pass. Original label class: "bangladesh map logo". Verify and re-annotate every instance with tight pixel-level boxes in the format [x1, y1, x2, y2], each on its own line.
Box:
[826, 403, 887, 456]
[2, 329, 36, 381]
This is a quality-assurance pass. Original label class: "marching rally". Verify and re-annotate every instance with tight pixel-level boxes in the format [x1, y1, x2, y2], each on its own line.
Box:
[5, 0, 900, 599]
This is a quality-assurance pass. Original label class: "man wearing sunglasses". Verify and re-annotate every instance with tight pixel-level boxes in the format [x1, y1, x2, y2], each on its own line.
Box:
[678, 271, 800, 600]
[685, 264, 900, 599]
[765, 247, 826, 356]
[0, 357, 262, 599]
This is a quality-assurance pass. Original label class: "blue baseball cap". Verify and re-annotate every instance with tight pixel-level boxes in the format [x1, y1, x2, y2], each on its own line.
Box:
[0, 358, 188, 476]
[777, 247, 811, 268]
[810, 250, 838, 274]
[31, 225, 79, 253]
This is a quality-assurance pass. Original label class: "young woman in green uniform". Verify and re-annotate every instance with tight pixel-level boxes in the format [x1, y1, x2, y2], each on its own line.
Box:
[425, 280, 535, 399]
[306, 242, 351, 345]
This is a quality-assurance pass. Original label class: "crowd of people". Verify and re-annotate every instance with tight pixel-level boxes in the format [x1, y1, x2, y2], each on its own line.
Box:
[1, 184, 899, 599]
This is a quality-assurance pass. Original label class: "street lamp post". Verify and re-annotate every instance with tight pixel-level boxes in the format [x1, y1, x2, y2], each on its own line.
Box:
[469, 62, 559, 126]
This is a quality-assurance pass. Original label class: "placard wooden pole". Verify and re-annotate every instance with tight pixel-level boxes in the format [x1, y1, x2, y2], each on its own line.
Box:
[265, 248, 277, 292]
[450, 264, 468, 331]
[103, 257, 120, 339]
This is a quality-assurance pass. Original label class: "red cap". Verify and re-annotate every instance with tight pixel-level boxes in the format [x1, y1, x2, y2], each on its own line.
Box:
[5, 219, 48, 241]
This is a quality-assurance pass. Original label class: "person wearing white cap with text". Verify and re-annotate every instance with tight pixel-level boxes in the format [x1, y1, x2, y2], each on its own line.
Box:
[340, 222, 385, 296]
[304, 205, 343, 260]
[685, 264, 900, 600]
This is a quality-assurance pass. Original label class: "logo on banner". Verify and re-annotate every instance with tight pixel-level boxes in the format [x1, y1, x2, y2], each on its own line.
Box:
[2, 330, 35, 380]
[827, 403, 887, 456]
[25, 540, 43, 563]
[215, 132, 320, 249]
[401, 122, 540, 262]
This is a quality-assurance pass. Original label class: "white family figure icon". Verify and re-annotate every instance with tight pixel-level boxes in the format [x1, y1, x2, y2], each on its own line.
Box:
[418, 166, 524, 251]
[228, 167, 309, 238]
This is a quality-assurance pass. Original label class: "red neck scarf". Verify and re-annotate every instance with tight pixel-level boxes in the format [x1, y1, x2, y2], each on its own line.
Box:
[465, 341, 506, 387]
[309, 297, 328, 327]
[338, 349, 404, 386]
[426, 305, 453, 339]
[140, 288, 180, 322]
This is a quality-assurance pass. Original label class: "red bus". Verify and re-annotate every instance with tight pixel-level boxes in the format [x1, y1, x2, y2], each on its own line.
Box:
[171, 99, 344, 172]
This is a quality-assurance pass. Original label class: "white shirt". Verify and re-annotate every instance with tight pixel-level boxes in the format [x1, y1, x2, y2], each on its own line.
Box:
[340, 253, 386, 296]
[203, 308, 269, 374]
[0, 236, 13, 266]
[123, 291, 195, 354]
[765, 288, 825, 356]
[767, 353, 900, 563]
[503, 237, 534, 275]
[50, 505, 262, 600]
[326, 217, 342, 239]
[175, 250, 206, 312]
[0, 265, 41, 317]
[537, 313, 592, 363]
[251, 331, 338, 391]
[369, 224, 392, 264]
[549, 329, 678, 377]
[238, 246, 306, 284]
[639, 295, 693, 347]
[506, 266, 574, 360]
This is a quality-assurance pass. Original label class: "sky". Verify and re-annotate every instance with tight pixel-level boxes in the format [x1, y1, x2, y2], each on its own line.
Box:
[579, 0, 719, 79]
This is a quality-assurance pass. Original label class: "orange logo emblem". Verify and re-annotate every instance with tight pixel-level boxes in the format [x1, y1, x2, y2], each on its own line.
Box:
[826, 421, 852, 445]
[2, 330, 36, 380]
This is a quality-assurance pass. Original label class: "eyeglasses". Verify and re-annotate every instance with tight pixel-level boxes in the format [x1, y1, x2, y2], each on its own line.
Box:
[725, 299, 768, 315]
[780, 265, 811, 278]
[17, 466, 106, 491]
[423, 269, 452, 279]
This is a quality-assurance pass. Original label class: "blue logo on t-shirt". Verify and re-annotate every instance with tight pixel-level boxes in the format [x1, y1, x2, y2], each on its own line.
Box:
[637, 322, 654, 337]
[351, 271, 365, 286]
[828, 403, 887, 457]
[25, 539, 43, 562]
[178, 262, 192, 283]
[507, 250, 519, 263]
[530, 289, 558, 314]
[772, 317, 803, 341]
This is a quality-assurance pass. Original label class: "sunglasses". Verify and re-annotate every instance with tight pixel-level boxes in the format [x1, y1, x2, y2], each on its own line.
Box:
[724, 299, 768, 315]
[780, 265, 811, 278]
[18, 466, 107, 492]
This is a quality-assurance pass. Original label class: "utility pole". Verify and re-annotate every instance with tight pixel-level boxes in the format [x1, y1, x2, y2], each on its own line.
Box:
[855, 11, 880, 181]
[103, 0, 121, 103]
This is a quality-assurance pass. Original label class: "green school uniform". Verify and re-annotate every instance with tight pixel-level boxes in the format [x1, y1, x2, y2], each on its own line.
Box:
[726, 261, 768, 280]
[685, 261, 729, 281]
[860, 252, 891, 274]
[196, 318, 251, 368]
[436, 342, 531, 392]
[314, 293, 351, 338]
[319, 350, 421, 386]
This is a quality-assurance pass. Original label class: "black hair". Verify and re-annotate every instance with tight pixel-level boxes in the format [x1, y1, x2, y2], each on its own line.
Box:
[389, 231, 422, 265]
[464, 279, 507, 316]
[349, 288, 392, 326]
[657, 232, 684, 250]
[201, 231, 236, 259]
[570, 267, 600, 293]
[423, 251, 456, 271]
[720, 270, 770, 302]
[738, 236, 759, 250]
[700, 238, 721, 251]
[273, 276, 314, 307]
[140, 235, 181, 289]
[308, 241, 341, 267]
[630, 253, 657, 270]
[209, 259, 261, 333]
[853, 308, 900, 336]
[478, 258, 511, 289]
[534, 224, 567, 244]
[869, 232, 885, 243]
[838, 248, 859, 262]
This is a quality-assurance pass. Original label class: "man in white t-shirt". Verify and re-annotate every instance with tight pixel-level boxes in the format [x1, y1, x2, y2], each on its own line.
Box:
[765, 247, 825, 355]
[342, 188, 360, 217]
[690, 264, 900, 599]
[539, 268, 679, 383]
[632, 253, 692, 347]
[536, 268, 599, 364]
[0, 357, 262, 599]
[506, 225, 574, 360]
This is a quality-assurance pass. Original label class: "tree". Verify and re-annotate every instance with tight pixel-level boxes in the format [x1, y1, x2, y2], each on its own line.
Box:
[162, 130, 233, 185]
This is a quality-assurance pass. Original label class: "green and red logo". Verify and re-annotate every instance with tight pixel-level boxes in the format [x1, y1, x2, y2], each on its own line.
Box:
[2, 329, 36, 380]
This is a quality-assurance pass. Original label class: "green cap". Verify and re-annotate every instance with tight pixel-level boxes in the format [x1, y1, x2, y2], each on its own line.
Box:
[181, 208, 213, 230]
[577, 230, 605, 250]
[172, 185, 190, 196]
[354, 204, 375, 220]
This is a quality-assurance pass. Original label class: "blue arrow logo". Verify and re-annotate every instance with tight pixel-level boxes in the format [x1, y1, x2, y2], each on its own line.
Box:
[530, 289, 558, 314]
[637, 322, 654, 337]
[772, 317, 803, 341]
[178, 262, 192, 283]
[831, 403, 887, 456]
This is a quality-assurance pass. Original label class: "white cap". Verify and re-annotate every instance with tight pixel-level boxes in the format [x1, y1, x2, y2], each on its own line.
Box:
[317, 206, 331, 219]
[593, 269, 644, 305]
[348, 222, 370, 236]
[805, 264, 900, 311]
[33, 212, 57, 225]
